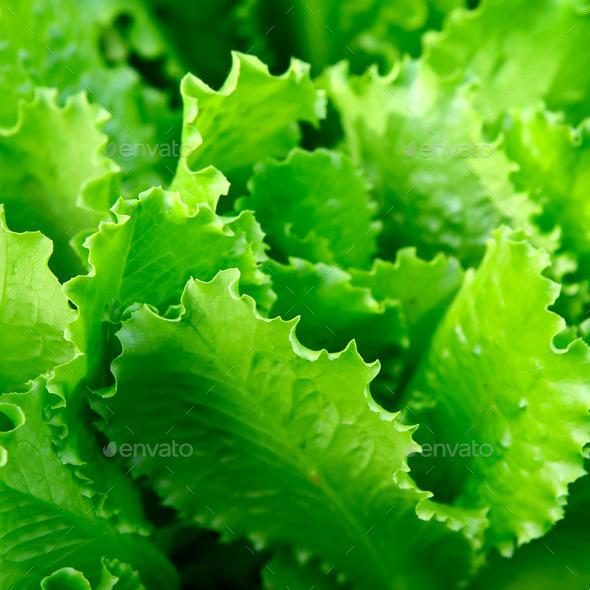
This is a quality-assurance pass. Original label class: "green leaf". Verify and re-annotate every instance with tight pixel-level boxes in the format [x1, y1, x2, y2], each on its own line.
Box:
[97, 269, 479, 590]
[0, 0, 181, 190]
[403, 228, 590, 554]
[424, 0, 590, 126]
[0, 380, 178, 590]
[65, 186, 274, 385]
[0, 207, 76, 392]
[171, 52, 326, 197]
[237, 148, 380, 269]
[349, 248, 464, 382]
[501, 108, 590, 269]
[265, 257, 406, 403]
[320, 59, 535, 265]
[0, 89, 120, 279]
[41, 558, 145, 590]
[468, 474, 590, 589]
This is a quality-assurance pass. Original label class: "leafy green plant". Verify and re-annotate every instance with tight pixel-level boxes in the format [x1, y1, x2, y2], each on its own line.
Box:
[1, 1, 589, 589]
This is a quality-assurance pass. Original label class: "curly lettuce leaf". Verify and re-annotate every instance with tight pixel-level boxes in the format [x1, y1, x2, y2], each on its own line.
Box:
[41, 558, 145, 590]
[404, 228, 590, 554]
[265, 257, 406, 406]
[95, 269, 480, 590]
[0, 380, 178, 590]
[237, 148, 380, 268]
[65, 186, 273, 385]
[0, 89, 120, 279]
[501, 108, 590, 270]
[468, 473, 590, 589]
[0, 207, 76, 392]
[0, 0, 181, 190]
[350, 248, 464, 387]
[424, 0, 590, 126]
[321, 59, 534, 265]
[171, 52, 326, 199]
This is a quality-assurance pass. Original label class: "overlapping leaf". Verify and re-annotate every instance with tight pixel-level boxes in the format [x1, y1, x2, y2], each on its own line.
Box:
[0, 0, 181, 189]
[66, 186, 273, 385]
[96, 270, 480, 590]
[171, 52, 326, 199]
[424, 0, 590, 126]
[0, 207, 76, 392]
[0, 89, 119, 279]
[237, 148, 380, 268]
[0, 380, 177, 590]
[404, 229, 590, 554]
[321, 58, 534, 265]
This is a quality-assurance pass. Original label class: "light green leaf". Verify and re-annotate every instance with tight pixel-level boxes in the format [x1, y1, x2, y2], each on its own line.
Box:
[237, 148, 380, 268]
[468, 474, 590, 589]
[0, 89, 120, 279]
[171, 52, 326, 198]
[65, 186, 274, 385]
[0, 380, 178, 590]
[424, 0, 590, 126]
[41, 558, 145, 590]
[0, 207, 76, 392]
[321, 59, 535, 265]
[350, 248, 464, 381]
[96, 269, 480, 590]
[501, 108, 590, 269]
[403, 228, 590, 554]
[266, 257, 406, 405]
[0, 0, 181, 190]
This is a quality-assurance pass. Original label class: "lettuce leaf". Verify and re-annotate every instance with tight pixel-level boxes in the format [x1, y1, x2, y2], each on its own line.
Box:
[404, 229, 590, 554]
[171, 52, 326, 199]
[0, 380, 178, 590]
[321, 59, 535, 265]
[95, 269, 479, 590]
[237, 148, 380, 269]
[65, 185, 273, 385]
[0, 89, 119, 279]
[0, 207, 76, 392]
[424, 0, 590, 126]
[0, 0, 180, 189]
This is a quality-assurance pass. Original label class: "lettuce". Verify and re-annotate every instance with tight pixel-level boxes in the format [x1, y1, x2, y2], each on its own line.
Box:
[1, 1, 590, 588]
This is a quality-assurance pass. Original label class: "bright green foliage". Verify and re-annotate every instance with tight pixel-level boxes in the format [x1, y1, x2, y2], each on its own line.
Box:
[238, 148, 380, 268]
[404, 229, 590, 554]
[172, 52, 326, 195]
[502, 109, 590, 269]
[0, 207, 76, 392]
[97, 270, 477, 590]
[350, 248, 464, 382]
[0, 0, 180, 188]
[2, 2, 590, 588]
[424, 0, 590, 126]
[65, 186, 273, 384]
[0, 381, 177, 590]
[266, 257, 407, 361]
[41, 559, 145, 590]
[238, 0, 465, 75]
[0, 89, 119, 278]
[321, 59, 535, 264]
